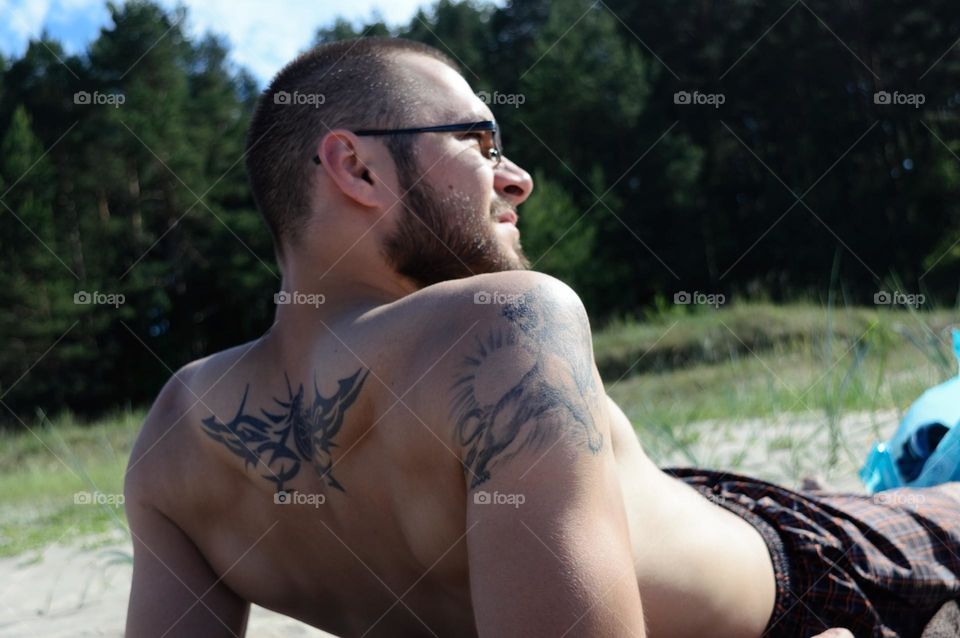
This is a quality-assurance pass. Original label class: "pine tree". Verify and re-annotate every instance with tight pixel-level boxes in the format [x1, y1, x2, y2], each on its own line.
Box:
[0, 106, 79, 413]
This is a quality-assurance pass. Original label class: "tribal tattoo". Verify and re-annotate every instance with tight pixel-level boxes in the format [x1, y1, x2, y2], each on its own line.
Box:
[451, 287, 603, 488]
[201, 368, 369, 493]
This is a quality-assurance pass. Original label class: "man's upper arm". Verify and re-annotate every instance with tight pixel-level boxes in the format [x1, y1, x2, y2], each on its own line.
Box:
[125, 498, 249, 637]
[446, 274, 645, 637]
[125, 375, 249, 638]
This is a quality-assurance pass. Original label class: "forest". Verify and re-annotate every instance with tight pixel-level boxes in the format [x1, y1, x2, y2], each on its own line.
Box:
[1, 0, 959, 423]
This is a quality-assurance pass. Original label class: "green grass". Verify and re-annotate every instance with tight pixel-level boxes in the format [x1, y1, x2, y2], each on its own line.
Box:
[593, 302, 957, 380]
[606, 335, 940, 425]
[0, 409, 142, 557]
[0, 301, 957, 557]
[600, 303, 956, 468]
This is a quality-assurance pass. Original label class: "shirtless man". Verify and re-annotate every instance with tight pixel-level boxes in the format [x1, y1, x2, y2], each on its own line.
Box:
[124, 38, 960, 638]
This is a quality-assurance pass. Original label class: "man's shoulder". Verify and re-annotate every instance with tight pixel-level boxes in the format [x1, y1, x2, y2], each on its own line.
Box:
[396, 271, 586, 358]
[124, 361, 198, 502]
[409, 271, 583, 322]
[124, 343, 256, 502]
[392, 271, 590, 427]
[129, 350, 220, 449]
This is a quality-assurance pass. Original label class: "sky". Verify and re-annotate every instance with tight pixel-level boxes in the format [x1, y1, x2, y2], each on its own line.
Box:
[0, 0, 503, 84]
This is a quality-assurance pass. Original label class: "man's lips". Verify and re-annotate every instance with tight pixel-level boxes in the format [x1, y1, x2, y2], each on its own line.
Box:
[495, 210, 518, 225]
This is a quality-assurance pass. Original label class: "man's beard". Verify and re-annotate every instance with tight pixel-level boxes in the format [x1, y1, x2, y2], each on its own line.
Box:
[382, 165, 530, 289]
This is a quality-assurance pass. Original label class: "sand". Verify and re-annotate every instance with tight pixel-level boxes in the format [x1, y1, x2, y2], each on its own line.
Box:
[0, 529, 335, 637]
[645, 408, 900, 492]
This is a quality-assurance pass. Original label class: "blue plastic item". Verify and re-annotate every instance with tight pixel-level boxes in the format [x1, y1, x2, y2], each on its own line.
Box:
[859, 328, 960, 493]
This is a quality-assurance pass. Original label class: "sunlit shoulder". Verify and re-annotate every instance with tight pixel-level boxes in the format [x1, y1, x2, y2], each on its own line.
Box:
[411, 270, 585, 318]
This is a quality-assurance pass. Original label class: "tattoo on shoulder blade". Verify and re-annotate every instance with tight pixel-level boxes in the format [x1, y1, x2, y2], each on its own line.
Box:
[451, 287, 603, 488]
[200, 368, 369, 493]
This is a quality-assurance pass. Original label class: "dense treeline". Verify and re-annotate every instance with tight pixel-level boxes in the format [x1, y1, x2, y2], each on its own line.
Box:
[1, 0, 959, 425]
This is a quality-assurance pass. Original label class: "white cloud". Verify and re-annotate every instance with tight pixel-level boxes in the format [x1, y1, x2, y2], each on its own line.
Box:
[162, 0, 321, 82]
[56, 0, 101, 9]
[162, 0, 460, 83]
[0, 0, 53, 40]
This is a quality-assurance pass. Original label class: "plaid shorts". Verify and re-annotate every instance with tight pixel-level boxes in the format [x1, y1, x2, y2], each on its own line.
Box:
[664, 468, 960, 638]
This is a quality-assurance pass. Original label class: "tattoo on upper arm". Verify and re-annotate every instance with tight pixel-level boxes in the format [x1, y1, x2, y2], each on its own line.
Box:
[200, 368, 369, 493]
[451, 288, 603, 488]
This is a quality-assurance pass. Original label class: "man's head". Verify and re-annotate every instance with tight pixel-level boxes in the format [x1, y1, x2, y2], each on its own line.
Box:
[246, 37, 533, 289]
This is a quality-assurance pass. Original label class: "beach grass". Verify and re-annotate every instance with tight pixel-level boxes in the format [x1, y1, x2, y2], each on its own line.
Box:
[0, 409, 141, 557]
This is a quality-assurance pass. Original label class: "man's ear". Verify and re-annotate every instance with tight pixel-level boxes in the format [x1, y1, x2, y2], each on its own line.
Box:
[317, 130, 387, 208]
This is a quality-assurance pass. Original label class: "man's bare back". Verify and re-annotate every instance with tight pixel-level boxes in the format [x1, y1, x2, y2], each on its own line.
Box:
[125, 270, 776, 638]
[122, 36, 960, 638]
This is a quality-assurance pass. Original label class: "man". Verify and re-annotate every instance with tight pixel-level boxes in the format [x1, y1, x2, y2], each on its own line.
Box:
[124, 38, 960, 638]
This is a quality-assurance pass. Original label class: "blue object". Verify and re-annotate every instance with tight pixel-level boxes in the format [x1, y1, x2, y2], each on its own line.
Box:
[860, 328, 960, 492]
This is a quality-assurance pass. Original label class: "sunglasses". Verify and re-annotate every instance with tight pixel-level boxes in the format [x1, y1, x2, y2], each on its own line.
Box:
[312, 120, 503, 167]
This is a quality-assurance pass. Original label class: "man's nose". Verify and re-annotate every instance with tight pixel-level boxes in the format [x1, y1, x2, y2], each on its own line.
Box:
[494, 157, 534, 206]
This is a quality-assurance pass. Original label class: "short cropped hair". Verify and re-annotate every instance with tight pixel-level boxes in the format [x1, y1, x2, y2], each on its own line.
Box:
[245, 37, 459, 253]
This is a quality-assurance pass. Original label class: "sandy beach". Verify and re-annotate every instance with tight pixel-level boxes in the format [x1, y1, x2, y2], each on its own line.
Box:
[0, 531, 335, 637]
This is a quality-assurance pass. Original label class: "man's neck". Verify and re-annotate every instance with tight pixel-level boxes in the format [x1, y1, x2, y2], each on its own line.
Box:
[268, 255, 420, 345]
[282, 250, 419, 305]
